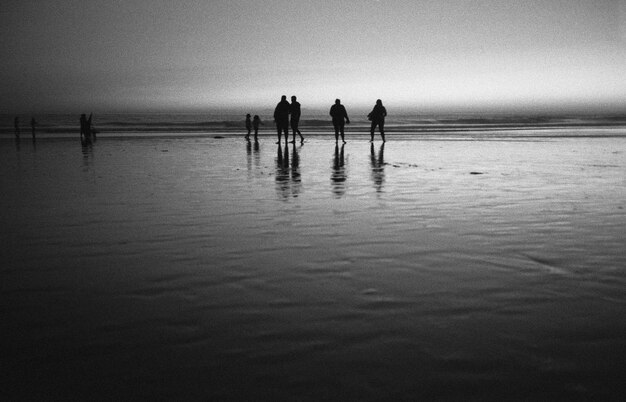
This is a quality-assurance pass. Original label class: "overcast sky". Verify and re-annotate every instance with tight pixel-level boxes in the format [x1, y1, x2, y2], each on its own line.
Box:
[2, 0, 626, 113]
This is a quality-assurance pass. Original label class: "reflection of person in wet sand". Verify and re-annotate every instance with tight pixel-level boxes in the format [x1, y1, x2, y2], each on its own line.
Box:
[290, 143, 302, 197]
[331, 143, 347, 197]
[246, 139, 253, 173]
[246, 139, 262, 178]
[330, 99, 350, 144]
[253, 139, 260, 166]
[274, 95, 290, 144]
[370, 143, 385, 193]
[275, 143, 290, 199]
[368, 99, 387, 142]
[275, 143, 303, 199]
[290, 96, 304, 144]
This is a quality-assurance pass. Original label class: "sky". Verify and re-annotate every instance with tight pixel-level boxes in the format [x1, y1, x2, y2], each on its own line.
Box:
[2, 0, 626, 114]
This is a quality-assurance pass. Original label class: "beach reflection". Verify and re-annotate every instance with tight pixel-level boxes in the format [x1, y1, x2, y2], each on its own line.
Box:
[254, 141, 260, 170]
[3, 136, 626, 400]
[81, 142, 93, 168]
[331, 144, 346, 197]
[291, 144, 301, 197]
[275, 143, 301, 200]
[246, 140, 261, 179]
[246, 140, 252, 174]
[370, 143, 385, 193]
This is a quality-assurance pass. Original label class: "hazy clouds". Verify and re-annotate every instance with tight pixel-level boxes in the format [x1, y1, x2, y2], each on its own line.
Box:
[2, 0, 625, 112]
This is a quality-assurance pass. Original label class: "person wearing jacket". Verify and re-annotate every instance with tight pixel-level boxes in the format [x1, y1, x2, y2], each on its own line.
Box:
[329, 98, 350, 143]
[368, 99, 387, 142]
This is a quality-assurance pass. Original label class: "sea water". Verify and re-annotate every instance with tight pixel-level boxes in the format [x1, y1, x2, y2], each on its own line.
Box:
[1, 131, 625, 400]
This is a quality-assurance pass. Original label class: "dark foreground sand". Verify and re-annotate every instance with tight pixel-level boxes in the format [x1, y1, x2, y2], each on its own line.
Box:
[1, 135, 625, 400]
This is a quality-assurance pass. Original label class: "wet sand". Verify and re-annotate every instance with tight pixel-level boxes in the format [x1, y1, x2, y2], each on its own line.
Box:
[1, 135, 625, 400]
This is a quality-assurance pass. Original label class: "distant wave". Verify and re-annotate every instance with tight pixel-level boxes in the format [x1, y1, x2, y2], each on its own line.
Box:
[98, 121, 241, 128]
[2, 113, 626, 137]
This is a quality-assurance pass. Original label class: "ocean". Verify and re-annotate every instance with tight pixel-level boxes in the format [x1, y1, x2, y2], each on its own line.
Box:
[1, 113, 625, 400]
[3, 112, 626, 139]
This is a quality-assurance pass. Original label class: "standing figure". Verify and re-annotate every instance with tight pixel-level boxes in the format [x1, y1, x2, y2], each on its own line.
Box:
[290, 95, 304, 144]
[245, 114, 252, 140]
[252, 115, 262, 142]
[80, 113, 93, 143]
[273, 95, 290, 144]
[368, 99, 387, 142]
[329, 99, 350, 143]
[14, 116, 20, 138]
[80, 114, 87, 141]
[30, 117, 37, 140]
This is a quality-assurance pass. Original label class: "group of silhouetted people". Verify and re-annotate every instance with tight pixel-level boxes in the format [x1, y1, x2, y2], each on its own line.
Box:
[249, 96, 387, 143]
[13, 115, 97, 144]
[272, 95, 305, 144]
[13, 117, 37, 141]
[245, 114, 263, 142]
[332, 98, 386, 142]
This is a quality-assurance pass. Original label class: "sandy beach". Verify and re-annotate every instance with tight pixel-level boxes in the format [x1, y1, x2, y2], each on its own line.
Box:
[1, 133, 625, 400]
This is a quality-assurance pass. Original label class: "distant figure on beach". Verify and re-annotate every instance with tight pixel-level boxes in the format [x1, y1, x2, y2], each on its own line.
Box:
[330, 99, 350, 143]
[14, 117, 20, 138]
[80, 114, 87, 140]
[245, 114, 252, 140]
[290, 96, 304, 144]
[30, 117, 37, 140]
[274, 95, 290, 144]
[368, 99, 387, 142]
[80, 114, 87, 142]
[80, 113, 93, 143]
[252, 115, 262, 142]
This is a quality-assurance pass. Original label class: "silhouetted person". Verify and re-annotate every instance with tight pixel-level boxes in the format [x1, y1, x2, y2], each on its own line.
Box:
[14, 117, 20, 138]
[80, 113, 93, 144]
[368, 99, 387, 142]
[245, 113, 252, 140]
[290, 96, 304, 144]
[253, 115, 262, 142]
[331, 143, 346, 197]
[29, 117, 37, 140]
[80, 114, 88, 142]
[274, 95, 290, 144]
[330, 99, 350, 143]
[370, 143, 385, 193]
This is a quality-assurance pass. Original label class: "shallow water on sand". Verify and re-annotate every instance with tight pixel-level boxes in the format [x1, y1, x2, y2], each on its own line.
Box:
[1, 136, 625, 400]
